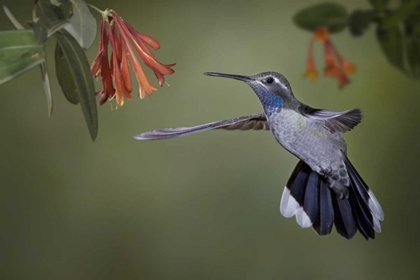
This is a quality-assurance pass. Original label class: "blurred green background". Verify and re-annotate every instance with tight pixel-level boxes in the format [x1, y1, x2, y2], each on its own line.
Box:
[1, 0, 420, 279]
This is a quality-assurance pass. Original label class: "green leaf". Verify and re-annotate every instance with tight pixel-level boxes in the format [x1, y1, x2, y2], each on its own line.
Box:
[53, 30, 98, 140]
[376, 26, 405, 73]
[0, 30, 45, 85]
[37, 0, 96, 49]
[368, 0, 391, 12]
[4, 5, 53, 116]
[404, 10, 420, 35]
[293, 3, 349, 33]
[54, 43, 79, 104]
[381, 0, 419, 29]
[348, 10, 378, 36]
[36, 0, 66, 28]
[63, 0, 97, 49]
[25, 21, 49, 44]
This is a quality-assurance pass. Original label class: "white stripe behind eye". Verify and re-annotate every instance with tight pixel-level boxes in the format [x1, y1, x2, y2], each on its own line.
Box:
[274, 77, 288, 91]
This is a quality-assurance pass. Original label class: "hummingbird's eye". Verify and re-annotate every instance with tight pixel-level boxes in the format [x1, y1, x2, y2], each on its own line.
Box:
[266, 77, 274, 84]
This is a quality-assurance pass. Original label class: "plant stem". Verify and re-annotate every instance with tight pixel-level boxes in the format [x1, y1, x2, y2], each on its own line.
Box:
[87, 3, 104, 15]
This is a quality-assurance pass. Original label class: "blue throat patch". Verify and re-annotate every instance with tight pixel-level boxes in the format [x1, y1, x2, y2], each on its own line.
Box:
[250, 84, 283, 115]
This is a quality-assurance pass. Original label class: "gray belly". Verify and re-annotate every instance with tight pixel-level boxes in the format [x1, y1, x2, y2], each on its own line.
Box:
[268, 110, 346, 174]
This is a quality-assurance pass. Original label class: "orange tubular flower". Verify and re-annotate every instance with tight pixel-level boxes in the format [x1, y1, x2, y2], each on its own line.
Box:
[324, 40, 339, 77]
[303, 35, 318, 81]
[313, 27, 329, 43]
[336, 66, 350, 89]
[303, 27, 355, 89]
[90, 9, 175, 106]
[91, 21, 115, 105]
[343, 60, 357, 76]
[337, 56, 357, 76]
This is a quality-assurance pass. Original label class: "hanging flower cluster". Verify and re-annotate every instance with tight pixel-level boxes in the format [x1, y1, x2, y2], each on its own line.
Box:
[304, 27, 356, 89]
[91, 9, 175, 106]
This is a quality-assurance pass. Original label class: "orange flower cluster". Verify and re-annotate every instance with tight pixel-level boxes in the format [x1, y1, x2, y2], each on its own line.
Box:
[91, 9, 175, 106]
[304, 28, 356, 89]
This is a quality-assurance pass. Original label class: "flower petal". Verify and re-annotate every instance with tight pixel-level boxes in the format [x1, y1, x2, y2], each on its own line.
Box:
[121, 50, 133, 93]
[95, 21, 115, 104]
[111, 13, 158, 96]
[304, 69, 318, 81]
[313, 27, 329, 43]
[323, 40, 338, 77]
[125, 23, 158, 59]
[101, 51, 115, 98]
[111, 24, 122, 63]
[137, 33, 160, 50]
[154, 71, 165, 86]
[342, 60, 357, 76]
[336, 68, 350, 89]
[91, 21, 108, 77]
[131, 35, 175, 75]
[91, 52, 102, 77]
[126, 40, 157, 95]
[304, 36, 318, 81]
[113, 55, 132, 106]
[110, 24, 132, 106]
[114, 16, 175, 76]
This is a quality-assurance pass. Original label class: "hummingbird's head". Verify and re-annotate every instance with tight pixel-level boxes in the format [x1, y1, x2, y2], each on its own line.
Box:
[204, 71, 295, 114]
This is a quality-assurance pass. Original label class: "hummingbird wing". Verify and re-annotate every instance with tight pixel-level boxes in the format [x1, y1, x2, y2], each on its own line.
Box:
[299, 106, 362, 133]
[134, 113, 269, 140]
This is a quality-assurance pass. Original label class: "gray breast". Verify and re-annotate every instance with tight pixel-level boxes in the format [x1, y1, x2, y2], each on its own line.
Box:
[268, 109, 347, 174]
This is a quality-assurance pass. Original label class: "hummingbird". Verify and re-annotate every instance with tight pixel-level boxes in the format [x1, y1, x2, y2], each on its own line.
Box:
[134, 71, 384, 240]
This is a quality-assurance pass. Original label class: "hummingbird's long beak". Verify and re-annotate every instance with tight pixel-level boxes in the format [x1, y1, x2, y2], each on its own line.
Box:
[204, 72, 253, 82]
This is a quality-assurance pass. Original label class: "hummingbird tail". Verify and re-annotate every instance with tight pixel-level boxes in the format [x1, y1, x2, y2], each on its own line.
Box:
[280, 159, 384, 240]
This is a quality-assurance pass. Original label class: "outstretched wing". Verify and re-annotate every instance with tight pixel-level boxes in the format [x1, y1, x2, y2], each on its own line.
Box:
[134, 113, 269, 140]
[299, 105, 362, 133]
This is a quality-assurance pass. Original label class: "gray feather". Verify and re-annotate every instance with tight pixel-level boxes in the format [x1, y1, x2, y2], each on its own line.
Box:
[134, 113, 269, 140]
[300, 106, 362, 133]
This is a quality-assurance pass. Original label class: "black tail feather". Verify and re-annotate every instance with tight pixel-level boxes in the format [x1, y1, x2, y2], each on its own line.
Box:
[345, 157, 384, 223]
[313, 180, 334, 236]
[348, 183, 375, 239]
[289, 164, 311, 205]
[332, 195, 357, 239]
[280, 159, 384, 240]
[303, 173, 320, 225]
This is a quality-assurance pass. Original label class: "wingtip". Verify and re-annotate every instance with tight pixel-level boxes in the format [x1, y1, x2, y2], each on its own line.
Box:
[133, 131, 159, 141]
[353, 108, 363, 117]
[133, 134, 148, 141]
